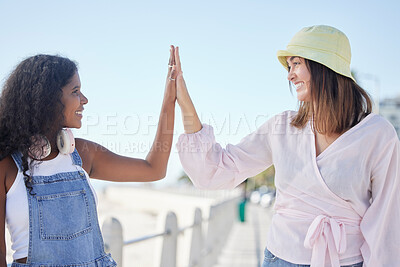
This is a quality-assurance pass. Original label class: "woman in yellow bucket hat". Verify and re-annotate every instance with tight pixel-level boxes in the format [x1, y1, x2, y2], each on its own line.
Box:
[174, 25, 400, 267]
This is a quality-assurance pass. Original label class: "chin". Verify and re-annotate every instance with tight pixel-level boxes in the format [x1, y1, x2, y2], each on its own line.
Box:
[64, 123, 81, 129]
[297, 95, 311, 102]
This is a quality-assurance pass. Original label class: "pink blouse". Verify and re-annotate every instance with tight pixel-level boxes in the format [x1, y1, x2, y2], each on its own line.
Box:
[176, 110, 400, 267]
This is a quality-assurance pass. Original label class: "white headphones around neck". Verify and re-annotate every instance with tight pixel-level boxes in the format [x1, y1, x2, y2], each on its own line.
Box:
[28, 128, 75, 160]
[56, 128, 75, 155]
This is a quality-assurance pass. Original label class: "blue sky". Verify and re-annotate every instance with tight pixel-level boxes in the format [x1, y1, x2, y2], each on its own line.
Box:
[1, 0, 399, 187]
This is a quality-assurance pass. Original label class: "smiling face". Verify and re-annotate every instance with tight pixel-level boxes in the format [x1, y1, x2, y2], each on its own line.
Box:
[286, 56, 312, 102]
[61, 72, 88, 128]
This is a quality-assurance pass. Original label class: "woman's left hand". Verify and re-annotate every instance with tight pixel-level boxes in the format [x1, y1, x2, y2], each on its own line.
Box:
[165, 45, 177, 103]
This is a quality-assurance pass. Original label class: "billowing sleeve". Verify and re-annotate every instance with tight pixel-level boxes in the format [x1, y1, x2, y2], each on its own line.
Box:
[360, 136, 400, 266]
[176, 121, 273, 190]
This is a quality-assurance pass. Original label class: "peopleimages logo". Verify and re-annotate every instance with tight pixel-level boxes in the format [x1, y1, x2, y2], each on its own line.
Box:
[79, 112, 158, 136]
[78, 112, 273, 137]
[76, 112, 314, 154]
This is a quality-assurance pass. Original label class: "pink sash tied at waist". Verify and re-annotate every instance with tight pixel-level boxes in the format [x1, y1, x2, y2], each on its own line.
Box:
[276, 208, 361, 267]
[304, 215, 347, 267]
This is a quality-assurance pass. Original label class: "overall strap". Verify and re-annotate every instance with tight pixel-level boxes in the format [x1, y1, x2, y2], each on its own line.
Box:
[70, 148, 83, 167]
[11, 151, 24, 172]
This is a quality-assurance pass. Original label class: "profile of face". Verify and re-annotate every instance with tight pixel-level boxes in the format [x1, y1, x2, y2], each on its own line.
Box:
[61, 72, 88, 129]
[286, 56, 311, 102]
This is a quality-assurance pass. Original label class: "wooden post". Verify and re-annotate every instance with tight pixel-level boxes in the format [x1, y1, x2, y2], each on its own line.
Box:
[204, 205, 218, 267]
[188, 208, 203, 267]
[159, 212, 178, 267]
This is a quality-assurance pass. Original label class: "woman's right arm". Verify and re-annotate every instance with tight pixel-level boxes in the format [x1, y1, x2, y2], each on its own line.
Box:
[174, 47, 273, 190]
[175, 47, 202, 134]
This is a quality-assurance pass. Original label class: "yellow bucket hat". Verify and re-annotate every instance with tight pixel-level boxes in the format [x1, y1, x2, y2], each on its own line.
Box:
[277, 25, 355, 82]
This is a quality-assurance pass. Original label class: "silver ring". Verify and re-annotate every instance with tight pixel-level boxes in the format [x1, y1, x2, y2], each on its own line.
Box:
[168, 65, 173, 68]
[168, 77, 175, 81]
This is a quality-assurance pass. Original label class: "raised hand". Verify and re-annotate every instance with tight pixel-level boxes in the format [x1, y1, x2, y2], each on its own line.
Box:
[174, 46, 186, 107]
[165, 45, 177, 102]
[173, 46, 202, 133]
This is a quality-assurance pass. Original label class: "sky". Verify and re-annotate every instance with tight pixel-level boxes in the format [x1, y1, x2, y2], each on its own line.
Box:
[0, 0, 399, 189]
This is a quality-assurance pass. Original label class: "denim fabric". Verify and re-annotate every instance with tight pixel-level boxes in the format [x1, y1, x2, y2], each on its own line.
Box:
[11, 150, 116, 267]
[263, 248, 363, 267]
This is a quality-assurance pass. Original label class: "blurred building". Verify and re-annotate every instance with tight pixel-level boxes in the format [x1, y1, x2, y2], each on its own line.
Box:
[380, 95, 400, 138]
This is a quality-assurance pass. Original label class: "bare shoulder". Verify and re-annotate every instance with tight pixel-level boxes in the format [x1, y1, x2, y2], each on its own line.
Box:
[75, 138, 96, 155]
[0, 155, 18, 193]
[75, 138, 108, 156]
[75, 138, 109, 176]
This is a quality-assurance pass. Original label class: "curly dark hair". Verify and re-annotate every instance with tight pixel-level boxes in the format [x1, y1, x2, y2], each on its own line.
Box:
[0, 54, 78, 193]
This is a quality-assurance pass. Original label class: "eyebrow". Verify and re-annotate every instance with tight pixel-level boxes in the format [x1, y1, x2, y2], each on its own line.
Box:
[287, 56, 299, 64]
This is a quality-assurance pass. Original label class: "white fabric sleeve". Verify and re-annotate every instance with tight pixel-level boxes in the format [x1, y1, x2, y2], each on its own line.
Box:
[176, 121, 273, 190]
[360, 136, 400, 266]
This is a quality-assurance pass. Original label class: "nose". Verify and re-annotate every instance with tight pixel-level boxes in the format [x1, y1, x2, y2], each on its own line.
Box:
[80, 92, 88, 105]
[287, 68, 295, 81]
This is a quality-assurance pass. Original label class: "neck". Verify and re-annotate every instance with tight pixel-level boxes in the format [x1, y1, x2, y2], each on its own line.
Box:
[42, 150, 59, 161]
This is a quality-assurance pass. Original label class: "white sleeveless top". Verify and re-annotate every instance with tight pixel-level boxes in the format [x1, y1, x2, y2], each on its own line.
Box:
[6, 153, 97, 260]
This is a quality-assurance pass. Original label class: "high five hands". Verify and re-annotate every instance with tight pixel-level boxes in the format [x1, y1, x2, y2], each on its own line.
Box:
[168, 45, 202, 133]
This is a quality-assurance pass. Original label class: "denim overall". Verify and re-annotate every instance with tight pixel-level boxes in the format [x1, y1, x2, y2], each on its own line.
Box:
[11, 150, 117, 266]
[263, 248, 363, 267]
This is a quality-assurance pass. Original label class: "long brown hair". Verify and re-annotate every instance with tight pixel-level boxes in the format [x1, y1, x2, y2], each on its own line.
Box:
[291, 58, 372, 135]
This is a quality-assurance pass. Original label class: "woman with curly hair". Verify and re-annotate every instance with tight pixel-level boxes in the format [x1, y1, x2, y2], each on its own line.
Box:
[175, 26, 400, 266]
[0, 48, 177, 266]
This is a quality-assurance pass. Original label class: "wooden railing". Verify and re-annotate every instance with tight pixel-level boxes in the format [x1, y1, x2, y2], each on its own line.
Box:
[102, 197, 240, 267]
